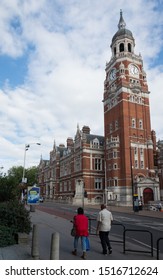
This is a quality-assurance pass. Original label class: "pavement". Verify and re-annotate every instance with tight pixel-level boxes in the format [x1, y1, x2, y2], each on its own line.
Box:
[0, 204, 162, 260]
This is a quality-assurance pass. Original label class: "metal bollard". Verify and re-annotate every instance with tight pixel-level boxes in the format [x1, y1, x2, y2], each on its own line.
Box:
[30, 205, 35, 212]
[50, 232, 60, 260]
[31, 224, 39, 259]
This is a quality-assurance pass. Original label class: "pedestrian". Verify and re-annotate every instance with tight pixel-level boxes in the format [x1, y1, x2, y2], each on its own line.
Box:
[157, 202, 162, 211]
[71, 207, 89, 259]
[96, 204, 113, 255]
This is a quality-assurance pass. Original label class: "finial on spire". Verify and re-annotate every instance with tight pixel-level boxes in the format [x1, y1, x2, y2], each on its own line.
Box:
[118, 9, 126, 30]
[77, 123, 80, 132]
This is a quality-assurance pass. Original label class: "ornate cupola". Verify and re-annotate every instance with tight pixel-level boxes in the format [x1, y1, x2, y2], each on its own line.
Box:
[111, 9, 135, 58]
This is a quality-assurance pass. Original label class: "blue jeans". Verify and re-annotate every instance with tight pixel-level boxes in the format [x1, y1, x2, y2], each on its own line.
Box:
[74, 236, 86, 252]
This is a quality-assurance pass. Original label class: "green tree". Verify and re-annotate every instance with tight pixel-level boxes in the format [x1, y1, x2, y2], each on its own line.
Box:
[0, 175, 13, 201]
[25, 166, 39, 185]
[0, 165, 39, 202]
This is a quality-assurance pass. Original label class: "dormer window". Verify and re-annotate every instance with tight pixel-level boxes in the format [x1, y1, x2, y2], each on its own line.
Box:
[92, 138, 99, 149]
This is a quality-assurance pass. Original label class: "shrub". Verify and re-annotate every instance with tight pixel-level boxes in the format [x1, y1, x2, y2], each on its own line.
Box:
[0, 200, 32, 247]
[0, 225, 15, 247]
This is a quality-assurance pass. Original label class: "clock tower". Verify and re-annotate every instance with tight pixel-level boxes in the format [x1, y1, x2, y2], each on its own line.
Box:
[103, 10, 160, 206]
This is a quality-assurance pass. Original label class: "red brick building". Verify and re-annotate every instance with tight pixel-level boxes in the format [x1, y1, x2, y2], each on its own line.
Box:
[103, 10, 160, 205]
[38, 125, 105, 204]
[157, 140, 163, 200]
[38, 11, 161, 206]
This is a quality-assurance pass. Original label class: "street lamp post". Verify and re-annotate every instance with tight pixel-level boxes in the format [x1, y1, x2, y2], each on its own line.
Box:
[0, 166, 4, 176]
[21, 142, 41, 200]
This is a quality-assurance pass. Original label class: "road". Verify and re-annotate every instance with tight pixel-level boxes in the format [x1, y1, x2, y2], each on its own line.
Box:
[36, 201, 163, 257]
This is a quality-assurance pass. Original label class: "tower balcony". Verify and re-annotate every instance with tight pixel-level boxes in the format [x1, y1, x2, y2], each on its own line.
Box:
[106, 136, 120, 149]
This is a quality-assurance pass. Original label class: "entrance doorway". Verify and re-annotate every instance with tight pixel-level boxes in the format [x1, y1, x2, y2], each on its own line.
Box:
[143, 188, 154, 204]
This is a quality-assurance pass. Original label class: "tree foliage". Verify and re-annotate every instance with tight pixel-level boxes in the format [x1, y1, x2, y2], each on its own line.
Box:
[0, 165, 39, 202]
[0, 165, 36, 246]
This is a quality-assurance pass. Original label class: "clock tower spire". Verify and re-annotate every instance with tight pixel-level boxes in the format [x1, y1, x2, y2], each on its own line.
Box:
[118, 9, 126, 29]
[103, 11, 159, 206]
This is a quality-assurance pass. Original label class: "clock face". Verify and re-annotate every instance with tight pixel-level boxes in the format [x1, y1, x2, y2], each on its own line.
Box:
[129, 64, 139, 75]
[109, 68, 116, 80]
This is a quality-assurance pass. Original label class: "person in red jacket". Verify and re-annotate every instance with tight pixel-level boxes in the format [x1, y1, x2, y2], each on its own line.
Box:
[72, 207, 88, 259]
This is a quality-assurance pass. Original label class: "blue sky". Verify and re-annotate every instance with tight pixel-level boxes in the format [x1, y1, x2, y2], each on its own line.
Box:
[0, 55, 28, 87]
[0, 0, 163, 174]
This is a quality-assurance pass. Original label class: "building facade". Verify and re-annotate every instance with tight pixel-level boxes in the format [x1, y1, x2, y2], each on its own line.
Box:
[103, 10, 159, 205]
[38, 125, 105, 204]
[157, 140, 163, 200]
[38, 11, 161, 206]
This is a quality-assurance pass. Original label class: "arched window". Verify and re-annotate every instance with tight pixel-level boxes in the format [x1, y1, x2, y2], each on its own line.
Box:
[128, 43, 131, 52]
[132, 118, 136, 128]
[114, 47, 116, 55]
[119, 43, 124, 52]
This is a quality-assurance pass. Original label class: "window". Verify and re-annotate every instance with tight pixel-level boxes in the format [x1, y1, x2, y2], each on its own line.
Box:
[95, 178, 102, 190]
[135, 160, 138, 168]
[134, 147, 137, 155]
[132, 118, 136, 128]
[114, 178, 118, 186]
[115, 120, 119, 130]
[59, 185, 62, 192]
[120, 68, 125, 74]
[92, 138, 99, 149]
[108, 152, 112, 159]
[68, 181, 71, 191]
[108, 179, 112, 187]
[74, 156, 81, 171]
[64, 163, 67, 175]
[110, 123, 113, 133]
[64, 182, 67, 191]
[128, 43, 131, 52]
[113, 163, 117, 169]
[95, 158, 102, 170]
[140, 148, 143, 156]
[113, 150, 117, 158]
[139, 120, 143, 129]
[140, 161, 144, 169]
[120, 43, 124, 52]
[108, 164, 112, 170]
[60, 164, 64, 176]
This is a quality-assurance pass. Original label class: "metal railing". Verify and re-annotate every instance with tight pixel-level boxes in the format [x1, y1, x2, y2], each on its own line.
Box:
[110, 222, 125, 244]
[157, 238, 163, 260]
[123, 229, 153, 257]
[88, 218, 125, 244]
[88, 218, 158, 259]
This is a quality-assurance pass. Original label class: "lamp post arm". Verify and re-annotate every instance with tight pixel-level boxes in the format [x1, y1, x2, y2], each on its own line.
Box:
[22, 145, 27, 182]
[22, 143, 41, 183]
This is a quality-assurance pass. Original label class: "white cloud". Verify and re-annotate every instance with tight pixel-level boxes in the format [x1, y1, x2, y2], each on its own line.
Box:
[0, 0, 163, 173]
